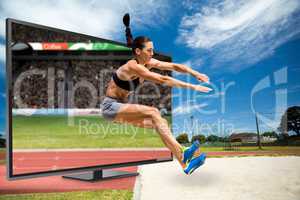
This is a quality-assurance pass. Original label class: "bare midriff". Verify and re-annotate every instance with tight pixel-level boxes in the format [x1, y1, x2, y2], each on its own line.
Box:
[105, 79, 132, 102]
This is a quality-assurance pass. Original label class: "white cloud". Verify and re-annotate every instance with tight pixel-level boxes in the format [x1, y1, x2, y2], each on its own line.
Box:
[173, 58, 204, 77]
[0, 0, 174, 76]
[182, 58, 203, 68]
[0, 43, 4, 62]
[0, 44, 4, 76]
[0, 0, 173, 40]
[173, 102, 208, 115]
[178, 0, 300, 72]
[182, 0, 203, 12]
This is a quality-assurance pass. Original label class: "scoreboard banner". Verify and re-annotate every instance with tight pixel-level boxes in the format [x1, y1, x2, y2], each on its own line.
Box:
[28, 42, 131, 51]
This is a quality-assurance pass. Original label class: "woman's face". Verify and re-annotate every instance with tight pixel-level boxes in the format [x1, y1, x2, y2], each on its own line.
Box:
[136, 41, 154, 63]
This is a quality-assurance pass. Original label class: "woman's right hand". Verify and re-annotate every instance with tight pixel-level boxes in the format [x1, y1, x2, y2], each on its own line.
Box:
[192, 85, 213, 93]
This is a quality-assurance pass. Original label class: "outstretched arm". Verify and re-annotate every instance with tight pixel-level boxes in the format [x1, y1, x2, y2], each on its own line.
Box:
[128, 61, 212, 93]
[148, 58, 209, 83]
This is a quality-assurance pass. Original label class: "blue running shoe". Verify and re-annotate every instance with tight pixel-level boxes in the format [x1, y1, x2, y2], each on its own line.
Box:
[182, 140, 200, 164]
[184, 153, 206, 175]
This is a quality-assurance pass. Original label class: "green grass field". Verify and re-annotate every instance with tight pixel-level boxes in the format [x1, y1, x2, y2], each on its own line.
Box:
[12, 115, 171, 149]
[0, 190, 133, 200]
[0, 148, 5, 165]
[200, 146, 300, 152]
[201, 146, 300, 157]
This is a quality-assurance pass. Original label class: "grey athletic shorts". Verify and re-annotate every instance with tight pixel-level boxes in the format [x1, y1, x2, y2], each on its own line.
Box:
[101, 96, 123, 121]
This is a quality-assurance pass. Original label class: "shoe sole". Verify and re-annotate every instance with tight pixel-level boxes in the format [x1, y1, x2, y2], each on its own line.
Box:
[185, 153, 206, 175]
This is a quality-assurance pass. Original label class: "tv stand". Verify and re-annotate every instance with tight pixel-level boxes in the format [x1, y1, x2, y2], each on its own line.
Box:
[62, 169, 139, 182]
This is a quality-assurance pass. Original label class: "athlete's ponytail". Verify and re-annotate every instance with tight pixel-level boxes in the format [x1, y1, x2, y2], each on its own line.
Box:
[123, 13, 133, 47]
[123, 13, 151, 55]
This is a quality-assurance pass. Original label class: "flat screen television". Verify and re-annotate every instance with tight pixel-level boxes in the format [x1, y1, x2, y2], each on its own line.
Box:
[6, 18, 173, 181]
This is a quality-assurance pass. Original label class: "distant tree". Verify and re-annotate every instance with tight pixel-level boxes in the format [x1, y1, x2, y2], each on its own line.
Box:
[176, 133, 189, 144]
[220, 136, 230, 142]
[276, 133, 289, 144]
[207, 135, 219, 142]
[262, 131, 278, 138]
[192, 134, 206, 144]
[278, 106, 300, 136]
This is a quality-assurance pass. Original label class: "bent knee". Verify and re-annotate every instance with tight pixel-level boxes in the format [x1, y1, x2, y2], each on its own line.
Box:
[145, 107, 161, 118]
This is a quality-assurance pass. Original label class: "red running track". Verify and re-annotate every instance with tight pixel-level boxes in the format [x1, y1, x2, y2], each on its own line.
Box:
[12, 150, 171, 175]
[0, 149, 171, 195]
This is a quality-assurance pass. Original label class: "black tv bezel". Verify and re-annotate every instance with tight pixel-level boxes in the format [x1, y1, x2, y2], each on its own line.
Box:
[6, 18, 173, 180]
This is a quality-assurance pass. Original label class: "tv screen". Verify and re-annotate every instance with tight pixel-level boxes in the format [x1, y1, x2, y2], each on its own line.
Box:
[6, 18, 172, 180]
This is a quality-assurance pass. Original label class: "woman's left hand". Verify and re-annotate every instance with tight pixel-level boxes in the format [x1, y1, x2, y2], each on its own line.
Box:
[195, 73, 210, 83]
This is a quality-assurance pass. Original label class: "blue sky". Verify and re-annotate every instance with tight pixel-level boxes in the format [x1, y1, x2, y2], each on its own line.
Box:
[0, 0, 299, 138]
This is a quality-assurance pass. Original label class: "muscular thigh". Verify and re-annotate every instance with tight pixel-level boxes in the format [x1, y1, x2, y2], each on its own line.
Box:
[113, 103, 158, 128]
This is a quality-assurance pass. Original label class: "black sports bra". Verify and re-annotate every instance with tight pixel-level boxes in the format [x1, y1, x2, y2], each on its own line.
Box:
[112, 59, 143, 91]
[112, 72, 140, 91]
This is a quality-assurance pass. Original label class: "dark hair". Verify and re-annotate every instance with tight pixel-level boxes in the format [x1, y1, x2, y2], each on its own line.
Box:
[122, 14, 152, 54]
[132, 36, 152, 55]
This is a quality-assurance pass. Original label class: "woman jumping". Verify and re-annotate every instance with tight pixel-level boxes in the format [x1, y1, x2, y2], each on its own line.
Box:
[101, 14, 212, 175]
[101, 36, 212, 175]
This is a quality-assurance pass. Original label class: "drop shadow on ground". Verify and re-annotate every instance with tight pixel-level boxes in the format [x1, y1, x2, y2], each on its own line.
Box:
[168, 166, 219, 188]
